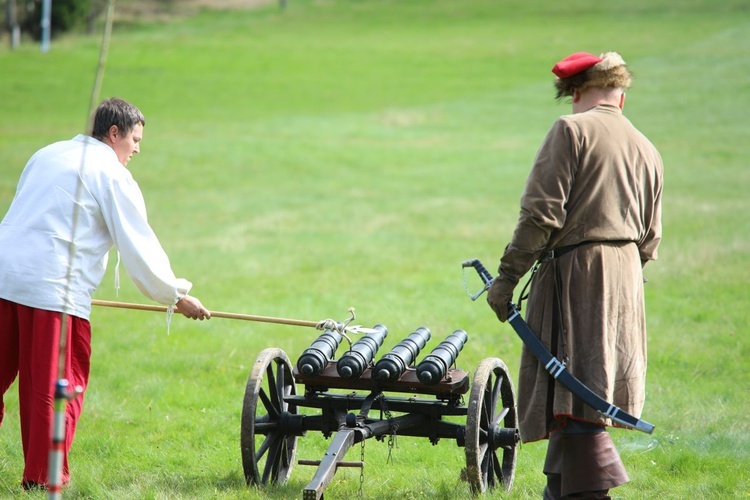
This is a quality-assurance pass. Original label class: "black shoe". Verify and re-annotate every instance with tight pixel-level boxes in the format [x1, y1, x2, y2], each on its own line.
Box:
[22, 480, 46, 491]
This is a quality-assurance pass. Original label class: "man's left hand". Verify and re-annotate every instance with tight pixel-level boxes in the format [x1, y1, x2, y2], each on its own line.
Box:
[487, 274, 517, 322]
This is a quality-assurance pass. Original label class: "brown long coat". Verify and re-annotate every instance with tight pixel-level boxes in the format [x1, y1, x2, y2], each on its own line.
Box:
[498, 105, 663, 442]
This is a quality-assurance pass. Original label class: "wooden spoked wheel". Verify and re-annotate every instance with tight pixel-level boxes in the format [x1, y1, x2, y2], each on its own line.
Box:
[241, 348, 298, 485]
[464, 357, 519, 494]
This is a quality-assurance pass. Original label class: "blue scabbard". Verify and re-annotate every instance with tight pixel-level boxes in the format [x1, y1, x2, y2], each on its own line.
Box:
[507, 306, 654, 434]
[463, 258, 654, 434]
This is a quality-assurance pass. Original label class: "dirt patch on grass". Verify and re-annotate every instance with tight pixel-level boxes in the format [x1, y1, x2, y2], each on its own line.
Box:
[189, 0, 276, 8]
[113, 0, 277, 23]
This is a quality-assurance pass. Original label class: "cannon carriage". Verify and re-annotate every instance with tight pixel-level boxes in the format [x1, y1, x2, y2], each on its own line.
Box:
[241, 326, 520, 499]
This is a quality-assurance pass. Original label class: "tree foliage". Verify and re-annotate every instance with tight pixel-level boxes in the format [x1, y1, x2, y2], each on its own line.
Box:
[21, 0, 93, 40]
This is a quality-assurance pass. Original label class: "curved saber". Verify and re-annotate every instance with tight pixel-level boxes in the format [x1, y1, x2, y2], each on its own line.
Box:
[91, 299, 377, 335]
[461, 259, 654, 434]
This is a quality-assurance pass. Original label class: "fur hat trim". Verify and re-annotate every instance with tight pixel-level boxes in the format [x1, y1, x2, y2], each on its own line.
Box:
[553, 51, 632, 99]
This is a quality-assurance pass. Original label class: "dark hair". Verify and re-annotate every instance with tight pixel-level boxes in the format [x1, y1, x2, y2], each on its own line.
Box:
[90, 98, 145, 140]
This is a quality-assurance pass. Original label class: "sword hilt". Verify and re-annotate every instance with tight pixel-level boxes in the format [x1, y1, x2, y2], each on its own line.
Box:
[461, 258, 497, 300]
[461, 258, 494, 285]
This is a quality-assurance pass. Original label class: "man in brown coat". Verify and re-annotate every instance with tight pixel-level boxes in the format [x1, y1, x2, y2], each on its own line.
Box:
[487, 52, 663, 499]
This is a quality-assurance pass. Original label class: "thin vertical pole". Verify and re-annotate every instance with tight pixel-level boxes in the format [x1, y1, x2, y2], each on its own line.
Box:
[46, 2, 116, 497]
[40, 0, 52, 53]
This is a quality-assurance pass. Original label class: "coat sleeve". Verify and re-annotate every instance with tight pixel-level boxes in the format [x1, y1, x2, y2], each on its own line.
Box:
[499, 118, 578, 281]
[98, 172, 192, 305]
[636, 150, 663, 263]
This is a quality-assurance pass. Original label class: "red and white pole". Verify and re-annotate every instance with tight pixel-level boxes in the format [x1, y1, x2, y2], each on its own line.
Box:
[46, 1, 116, 496]
[47, 380, 69, 500]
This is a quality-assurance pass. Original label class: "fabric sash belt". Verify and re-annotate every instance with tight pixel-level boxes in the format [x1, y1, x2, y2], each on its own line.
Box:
[545, 240, 634, 261]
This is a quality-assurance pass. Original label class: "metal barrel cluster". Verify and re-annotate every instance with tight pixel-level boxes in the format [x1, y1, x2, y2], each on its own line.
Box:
[295, 325, 468, 384]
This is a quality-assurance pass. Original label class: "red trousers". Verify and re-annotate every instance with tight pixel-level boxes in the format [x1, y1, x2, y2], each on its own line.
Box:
[0, 299, 91, 486]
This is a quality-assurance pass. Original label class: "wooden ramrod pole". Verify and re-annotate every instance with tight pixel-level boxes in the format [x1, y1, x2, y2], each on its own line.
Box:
[91, 299, 320, 328]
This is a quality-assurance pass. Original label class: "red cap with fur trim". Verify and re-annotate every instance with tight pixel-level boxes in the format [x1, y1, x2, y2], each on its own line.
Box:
[552, 51, 632, 99]
[551, 52, 603, 78]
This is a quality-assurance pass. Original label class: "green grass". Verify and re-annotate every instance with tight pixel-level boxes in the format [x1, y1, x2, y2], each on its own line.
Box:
[1, 0, 749, 498]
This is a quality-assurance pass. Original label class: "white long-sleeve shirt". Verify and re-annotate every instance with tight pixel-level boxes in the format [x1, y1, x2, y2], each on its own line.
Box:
[0, 135, 191, 320]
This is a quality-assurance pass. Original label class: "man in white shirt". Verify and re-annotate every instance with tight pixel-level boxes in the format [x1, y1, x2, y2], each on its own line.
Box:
[0, 97, 211, 490]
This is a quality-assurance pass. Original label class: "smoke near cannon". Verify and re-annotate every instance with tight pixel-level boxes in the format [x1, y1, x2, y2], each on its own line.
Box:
[374, 327, 431, 382]
[416, 329, 469, 385]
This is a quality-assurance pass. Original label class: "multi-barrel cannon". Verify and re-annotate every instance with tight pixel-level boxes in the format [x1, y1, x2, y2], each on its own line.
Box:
[240, 322, 520, 498]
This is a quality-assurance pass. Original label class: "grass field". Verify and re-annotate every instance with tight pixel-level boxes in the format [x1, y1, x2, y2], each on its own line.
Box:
[1, 0, 749, 498]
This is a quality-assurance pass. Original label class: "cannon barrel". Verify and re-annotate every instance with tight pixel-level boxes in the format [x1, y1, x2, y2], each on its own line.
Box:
[336, 325, 388, 379]
[416, 330, 468, 385]
[374, 327, 431, 382]
[297, 329, 345, 376]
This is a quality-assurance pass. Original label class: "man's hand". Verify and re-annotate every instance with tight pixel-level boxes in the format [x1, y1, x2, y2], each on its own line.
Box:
[176, 295, 211, 320]
[487, 273, 517, 322]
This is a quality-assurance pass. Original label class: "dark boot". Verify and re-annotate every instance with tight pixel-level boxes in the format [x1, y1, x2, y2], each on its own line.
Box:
[564, 490, 612, 499]
[544, 473, 562, 499]
[543, 431, 563, 499]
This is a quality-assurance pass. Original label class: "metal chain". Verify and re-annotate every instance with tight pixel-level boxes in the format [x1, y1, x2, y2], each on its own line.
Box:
[378, 394, 398, 464]
[358, 438, 365, 497]
[461, 266, 476, 299]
